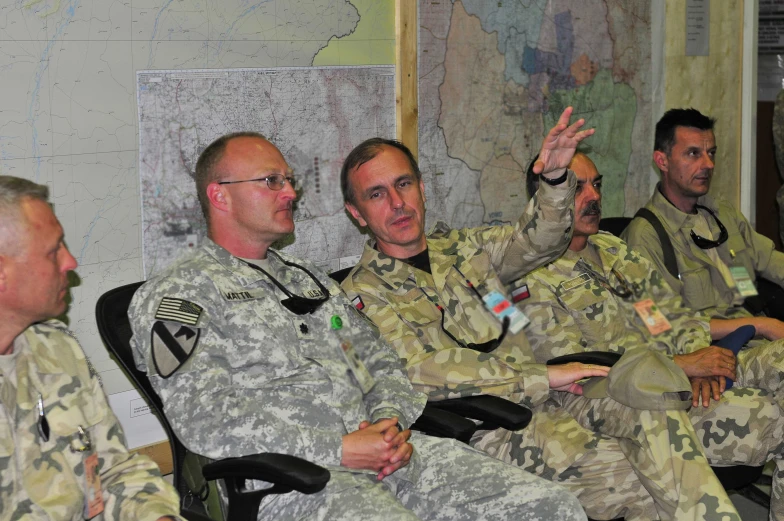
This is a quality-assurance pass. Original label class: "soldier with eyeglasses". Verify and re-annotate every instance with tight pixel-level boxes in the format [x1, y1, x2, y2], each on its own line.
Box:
[128, 131, 586, 521]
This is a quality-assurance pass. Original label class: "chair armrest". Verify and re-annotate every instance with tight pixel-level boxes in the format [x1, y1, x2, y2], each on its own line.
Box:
[202, 453, 330, 495]
[546, 351, 621, 367]
[428, 395, 532, 431]
[411, 404, 478, 444]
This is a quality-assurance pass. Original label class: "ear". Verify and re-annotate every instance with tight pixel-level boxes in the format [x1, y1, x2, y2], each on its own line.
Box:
[652, 150, 669, 173]
[345, 202, 368, 227]
[419, 179, 426, 203]
[206, 182, 229, 215]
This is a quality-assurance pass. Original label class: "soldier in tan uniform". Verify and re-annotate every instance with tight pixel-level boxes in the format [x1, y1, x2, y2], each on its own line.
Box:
[521, 152, 784, 521]
[0, 176, 182, 521]
[339, 109, 740, 521]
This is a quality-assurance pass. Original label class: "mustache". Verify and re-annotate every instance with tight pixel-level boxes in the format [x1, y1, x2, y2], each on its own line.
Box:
[581, 200, 601, 217]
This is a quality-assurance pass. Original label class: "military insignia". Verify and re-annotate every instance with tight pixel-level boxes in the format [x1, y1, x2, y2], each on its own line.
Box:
[155, 297, 203, 325]
[560, 273, 591, 293]
[351, 295, 365, 311]
[511, 284, 530, 303]
[151, 321, 200, 378]
[299, 323, 309, 334]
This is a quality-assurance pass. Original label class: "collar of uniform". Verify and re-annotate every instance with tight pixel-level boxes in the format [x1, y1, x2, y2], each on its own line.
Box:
[202, 239, 306, 289]
[650, 184, 719, 234]
[359, 240, 432, 291]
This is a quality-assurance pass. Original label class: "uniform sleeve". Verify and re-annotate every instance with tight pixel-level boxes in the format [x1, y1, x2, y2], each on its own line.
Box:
[346, 283, 551, 409]
[71, 345, 183, 521]
[467, 171, 577, 285]
[344, 305, 427, 429]
[129, 278, 345, 468]
[732, 204, 784, 287]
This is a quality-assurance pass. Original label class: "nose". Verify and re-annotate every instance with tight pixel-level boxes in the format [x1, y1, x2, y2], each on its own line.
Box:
[703, 153, 714, 170]
[279, 179, 297, 200]
[61, 246, 78, 271]
[584, 183, 601, 202]
[389, 189, 405, 210]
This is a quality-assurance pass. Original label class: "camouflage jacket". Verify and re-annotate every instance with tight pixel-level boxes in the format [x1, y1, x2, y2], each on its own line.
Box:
[515, 232, 712, 363]
[340, 174, 576, 408]
[0, 321, 181, 521]
[622, 187, 784, 318]
[129, 240, 426, 468]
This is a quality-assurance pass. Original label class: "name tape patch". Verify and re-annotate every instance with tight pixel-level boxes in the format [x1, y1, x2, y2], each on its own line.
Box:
[155, 297, 203, 325]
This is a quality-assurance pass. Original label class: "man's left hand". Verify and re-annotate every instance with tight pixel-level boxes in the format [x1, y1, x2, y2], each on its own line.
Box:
[358, 418, 413, 479]
[690, 376, 726, 407]
[532, 106, 595, 177]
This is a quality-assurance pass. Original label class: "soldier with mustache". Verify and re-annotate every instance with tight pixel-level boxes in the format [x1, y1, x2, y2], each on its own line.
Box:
[521, 148, 784, 521]
[340, 109, 741, 521]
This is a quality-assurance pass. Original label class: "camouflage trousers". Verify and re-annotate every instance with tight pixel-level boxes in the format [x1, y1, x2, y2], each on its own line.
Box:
[555, 394, 740, 521]
[696, 339, 784, 521]
[472, 399, 659, 521]
[257, 433, 585, 521]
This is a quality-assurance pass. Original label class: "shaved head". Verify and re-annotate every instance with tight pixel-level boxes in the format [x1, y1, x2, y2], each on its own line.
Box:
[0, 176, 50, 255]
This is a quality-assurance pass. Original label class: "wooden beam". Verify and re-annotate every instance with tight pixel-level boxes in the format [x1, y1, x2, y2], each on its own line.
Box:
[396, 0, 418, 158]
[131, 440, 173, 476]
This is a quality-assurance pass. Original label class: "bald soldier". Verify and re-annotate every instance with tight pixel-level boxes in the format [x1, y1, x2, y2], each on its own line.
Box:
[339, 109, 739, 521]
[0, 176, 182, 521]
[520, 151, 784, 521]
[129, 131, 586, 521]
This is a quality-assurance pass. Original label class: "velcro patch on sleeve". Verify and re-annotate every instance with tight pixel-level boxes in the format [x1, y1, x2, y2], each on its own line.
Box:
[151, 321, 200, 378]
[511, 284, 530, 303]
[155, 297, 203, 325]
[351, 295, 365, 311]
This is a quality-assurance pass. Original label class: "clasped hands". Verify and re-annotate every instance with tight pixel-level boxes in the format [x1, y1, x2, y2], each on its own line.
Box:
[673, 346, 737, 407]
[341, 417, 413, 480]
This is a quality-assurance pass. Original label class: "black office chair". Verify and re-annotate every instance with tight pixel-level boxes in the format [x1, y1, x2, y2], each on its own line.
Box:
[95, 282, 330, 521]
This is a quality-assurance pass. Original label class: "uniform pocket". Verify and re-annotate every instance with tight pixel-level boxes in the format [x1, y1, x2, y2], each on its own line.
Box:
[680, 267, 716, 311]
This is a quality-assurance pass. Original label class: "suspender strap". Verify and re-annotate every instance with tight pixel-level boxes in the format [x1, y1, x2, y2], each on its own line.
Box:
[633, 208, 679, 279]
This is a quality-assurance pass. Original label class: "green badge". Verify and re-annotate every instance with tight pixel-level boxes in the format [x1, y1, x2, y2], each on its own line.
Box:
[330, 315, 343, 330]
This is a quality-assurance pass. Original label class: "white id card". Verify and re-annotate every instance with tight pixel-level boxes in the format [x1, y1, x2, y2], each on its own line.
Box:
[482, 290, 529, 334]
[340, 340, 375, 394]
[729, 266, 758, 297]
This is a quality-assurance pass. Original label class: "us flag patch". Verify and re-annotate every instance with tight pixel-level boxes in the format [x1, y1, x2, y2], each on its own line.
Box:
[511, 284, 530, 303]
[155, 297, 203, 325]
[351, 295, 365, 311]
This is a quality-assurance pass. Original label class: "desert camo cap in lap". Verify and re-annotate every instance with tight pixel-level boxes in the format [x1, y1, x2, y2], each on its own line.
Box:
[582, 348, 692, 410]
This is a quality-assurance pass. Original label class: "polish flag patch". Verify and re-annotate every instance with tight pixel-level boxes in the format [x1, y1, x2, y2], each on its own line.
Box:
[351, 295, 365, 311]
[511, 284, 530, 303]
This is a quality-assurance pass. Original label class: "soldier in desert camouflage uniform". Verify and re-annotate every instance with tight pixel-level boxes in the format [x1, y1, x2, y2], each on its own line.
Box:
[129, 132, 585, 521]
[0, 176, 181, 521]
[523, 151, 784, 521]
[340, 110, 739, 521]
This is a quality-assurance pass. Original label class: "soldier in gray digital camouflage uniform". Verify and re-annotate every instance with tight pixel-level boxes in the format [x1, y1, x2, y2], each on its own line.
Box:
[128, 132, 585, 521]
[340, 109, 741, 521]
[0, 176, 182, 521]
[520, 151, 784, 521]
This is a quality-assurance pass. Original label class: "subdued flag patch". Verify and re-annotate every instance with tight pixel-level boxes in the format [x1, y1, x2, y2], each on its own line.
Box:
[511, 284, 530, 303]
[155, 297, 203, 325]
[351, 295, 365, 311]
[151, 321, 200, 378]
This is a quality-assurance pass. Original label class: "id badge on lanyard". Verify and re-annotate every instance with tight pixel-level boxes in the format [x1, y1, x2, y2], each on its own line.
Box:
[729, 266, 758, 297]
[632, 299, 672, 336]
[482, 291, 529, 334]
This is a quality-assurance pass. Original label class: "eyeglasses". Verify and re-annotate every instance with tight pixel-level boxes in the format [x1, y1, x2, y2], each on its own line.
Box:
[244, 259, 329, 315]
[690, 205, 728, 249]
[218, 174, 297, 191]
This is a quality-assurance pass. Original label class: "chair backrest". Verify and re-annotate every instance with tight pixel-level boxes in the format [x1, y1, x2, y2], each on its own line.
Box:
[94, 281, 190, 500]
[598, 216, 632, 237]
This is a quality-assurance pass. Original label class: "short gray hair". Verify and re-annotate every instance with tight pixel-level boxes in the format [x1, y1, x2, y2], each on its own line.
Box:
[0, 176, 50, 254]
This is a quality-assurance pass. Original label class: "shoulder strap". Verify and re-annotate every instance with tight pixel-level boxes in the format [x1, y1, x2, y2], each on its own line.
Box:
[633, 208, 679, 279]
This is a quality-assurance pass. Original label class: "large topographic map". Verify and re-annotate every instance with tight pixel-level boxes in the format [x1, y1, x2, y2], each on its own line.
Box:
[419, 0, 653, 227]
[0, 0, 391, 396]
[138, 66, 394, 277]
